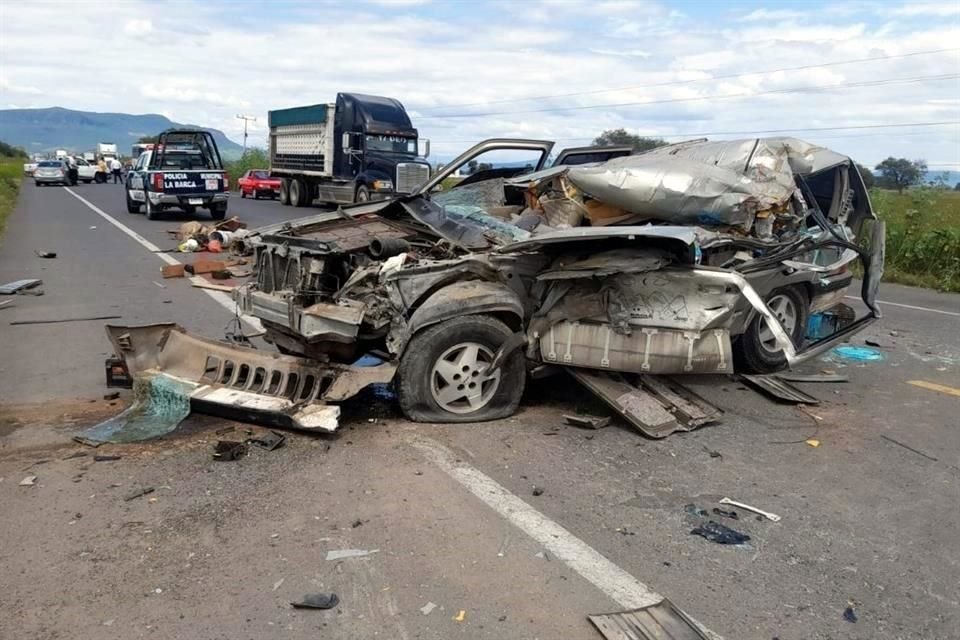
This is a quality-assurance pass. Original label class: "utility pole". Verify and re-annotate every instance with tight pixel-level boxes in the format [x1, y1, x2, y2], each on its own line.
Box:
[236, 114, 256, 156]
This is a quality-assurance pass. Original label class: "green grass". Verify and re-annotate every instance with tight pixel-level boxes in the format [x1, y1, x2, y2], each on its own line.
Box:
[869, 187, 960, 292]
[0, 158, 24, 236]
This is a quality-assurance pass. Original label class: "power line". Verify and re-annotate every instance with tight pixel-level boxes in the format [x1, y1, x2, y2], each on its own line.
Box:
[426, 121, 960, 145]
[416, 47, 960, 113]
[419, 73, 960, 119]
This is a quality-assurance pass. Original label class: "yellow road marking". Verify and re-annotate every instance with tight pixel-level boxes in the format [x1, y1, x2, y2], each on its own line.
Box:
[907, 380, 960, 398]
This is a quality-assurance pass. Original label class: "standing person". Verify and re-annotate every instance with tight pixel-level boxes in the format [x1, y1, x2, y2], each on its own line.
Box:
[97, 157, 107, 183]
[67, 155, 78, 186]
[110, 157, 122, 183]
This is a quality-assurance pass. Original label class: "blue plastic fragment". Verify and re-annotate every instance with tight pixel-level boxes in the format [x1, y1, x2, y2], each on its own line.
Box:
[831, 345, 884, 362]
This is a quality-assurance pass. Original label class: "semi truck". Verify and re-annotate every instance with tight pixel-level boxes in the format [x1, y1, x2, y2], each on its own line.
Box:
[269, 93, 431, 207]
[97, 142, 118, 161]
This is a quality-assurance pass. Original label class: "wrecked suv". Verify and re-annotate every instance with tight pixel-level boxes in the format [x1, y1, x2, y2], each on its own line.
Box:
[214, 136, 884, 426]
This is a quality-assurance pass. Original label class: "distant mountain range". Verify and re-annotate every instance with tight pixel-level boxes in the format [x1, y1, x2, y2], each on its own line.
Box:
[0, 107, 244, 159]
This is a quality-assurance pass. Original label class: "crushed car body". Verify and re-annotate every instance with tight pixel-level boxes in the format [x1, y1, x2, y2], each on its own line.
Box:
[106, 136, 885, 433]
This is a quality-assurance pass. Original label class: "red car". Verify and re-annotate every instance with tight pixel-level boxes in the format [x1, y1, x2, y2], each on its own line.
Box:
[238, 170, 282, 199]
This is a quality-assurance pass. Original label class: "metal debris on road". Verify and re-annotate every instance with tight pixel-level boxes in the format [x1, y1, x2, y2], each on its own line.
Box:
[775, 372, 849, 383]
[123, 486, 155, 501]
[588, 598, 709, 640]
[0, 279, 44, 295]
[213, 440, 247, 461]
[325, 548, 379, 561]
[719, 497, 781, 522]
[880, 434, 939, 462]
[420, 602, 437, 615]
[248, 430, 286, 451]
[10, 314, 123, 326]
[272, 578, 284, 591]
[34, 249, 57, 258]
[532, 486, 545, 496]
[563, 414, 611, 430]
[684, 504, 709, 517]
[712, 507, 739, 520]
[93, 455, 122, 462]
[806, 438, 821, 448]
[569, 371, 720, 438]
[290, 593, 340, 610]
[19, 475, 37, 486]
[690, 520, 751, 545]
[103, 392, 120, 401]
[740, 374, 820, 404]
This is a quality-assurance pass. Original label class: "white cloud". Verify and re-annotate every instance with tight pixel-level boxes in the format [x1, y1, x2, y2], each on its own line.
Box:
[588, 48, 652, 58]
[0, 74, 42, 94]
[739, 9, 807, 22]
[123, 18, 153, 35]
[886, 2, 960, 17]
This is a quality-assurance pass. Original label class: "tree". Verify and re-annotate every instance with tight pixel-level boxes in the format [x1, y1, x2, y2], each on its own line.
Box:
[136, 135, 158, 144]
[855, 163, 875, 189]
[0, 140, 28, 158]
[467, 159, 478, 174]
[874, 157, 927, 193]
[954, 182, 960, 191]
[593, 128, 667, 152]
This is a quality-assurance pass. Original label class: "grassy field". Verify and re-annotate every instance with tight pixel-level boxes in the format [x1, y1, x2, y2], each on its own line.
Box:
[869, 187, 960, 292]
[0, 158, 24, 236]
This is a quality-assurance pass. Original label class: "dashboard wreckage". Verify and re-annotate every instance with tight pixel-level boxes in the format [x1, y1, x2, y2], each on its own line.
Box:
[104, 136, 884, 437]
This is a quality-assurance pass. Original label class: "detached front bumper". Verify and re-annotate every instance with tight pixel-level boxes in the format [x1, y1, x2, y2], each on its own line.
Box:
[104, 323, 395, 433]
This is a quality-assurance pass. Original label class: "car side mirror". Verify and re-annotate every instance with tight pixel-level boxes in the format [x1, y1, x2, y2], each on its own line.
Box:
[341, 132, 352, 154]
[421, 139, 430, 159]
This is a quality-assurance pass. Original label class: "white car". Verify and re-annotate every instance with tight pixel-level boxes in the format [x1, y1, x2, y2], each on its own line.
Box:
[72, 157, 98, 183]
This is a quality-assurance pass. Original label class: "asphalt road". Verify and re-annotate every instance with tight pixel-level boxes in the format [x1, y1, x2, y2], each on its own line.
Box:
[1, 182, 958, 640]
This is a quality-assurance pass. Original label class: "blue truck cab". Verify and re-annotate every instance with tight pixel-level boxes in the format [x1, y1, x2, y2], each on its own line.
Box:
[270, 92, 431, 207]
[125, 129, 229, 221]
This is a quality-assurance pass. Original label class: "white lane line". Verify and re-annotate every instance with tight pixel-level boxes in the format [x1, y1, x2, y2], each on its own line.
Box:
[411, 437, 722, 639]
[844, 296, 960, 318]
[63, 187, 262, 331]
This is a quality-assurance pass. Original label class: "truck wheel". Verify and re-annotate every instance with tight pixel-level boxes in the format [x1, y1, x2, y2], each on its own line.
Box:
[733, 285, 809, 374]
[210, 202, 227, 221]
[355, 185, 370, 203]
[291, 178, 309, 207]
[279, 179, 290, 206]
[397, 315, 525, 423]
[144, 196, 160, 221]
[125, 191, 140, 214]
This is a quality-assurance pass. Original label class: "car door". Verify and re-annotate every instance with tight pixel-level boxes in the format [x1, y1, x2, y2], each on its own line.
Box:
[238, 170, 251, 193]
[127, 152, 149, 201]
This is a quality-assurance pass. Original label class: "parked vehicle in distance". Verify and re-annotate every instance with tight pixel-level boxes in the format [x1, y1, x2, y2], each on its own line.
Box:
[238, 169, 282, 199]
[83, 152, 95, 162]
[125, 129, 229, 220]
[33, 160, 70, 186]
[23, 161, 38, 176]
[269, 93, 431, 208]
[97, 142, 118, 163]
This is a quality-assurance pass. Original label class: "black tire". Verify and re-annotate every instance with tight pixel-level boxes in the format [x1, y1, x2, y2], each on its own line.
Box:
[125, 190, 140, 213]
[145, 196, 160, 220]
[279, 179, 290, 206]
[397, 315, 525, 423]
[210, 202, 227, 220]
[240, 188, 246, 199]
[355, 185, 370, 203]
[253, 190, 260, 200]
[290, 178, 309, 207]
[733, 285, 809, 374]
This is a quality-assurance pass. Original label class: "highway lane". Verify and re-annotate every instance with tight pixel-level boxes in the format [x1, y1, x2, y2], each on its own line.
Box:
[1, 181, 959, 639]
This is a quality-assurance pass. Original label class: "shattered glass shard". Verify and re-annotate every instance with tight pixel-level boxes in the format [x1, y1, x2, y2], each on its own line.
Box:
[79, 374, 192, 443]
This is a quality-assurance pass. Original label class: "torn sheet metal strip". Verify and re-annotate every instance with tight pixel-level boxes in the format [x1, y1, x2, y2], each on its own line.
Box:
[588, 599, 710, 640]
[739, 374, 820, 405]
[568, 370, 719, 438]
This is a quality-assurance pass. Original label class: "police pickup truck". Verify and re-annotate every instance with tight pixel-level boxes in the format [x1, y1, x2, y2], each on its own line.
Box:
[125, 129, 229, 220]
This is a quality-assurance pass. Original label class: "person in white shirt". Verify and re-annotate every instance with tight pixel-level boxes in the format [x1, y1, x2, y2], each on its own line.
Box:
[110, 157, 122, 183]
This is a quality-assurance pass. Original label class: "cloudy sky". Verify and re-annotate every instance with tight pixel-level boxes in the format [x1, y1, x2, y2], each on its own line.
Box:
[1, 0, 958, 167]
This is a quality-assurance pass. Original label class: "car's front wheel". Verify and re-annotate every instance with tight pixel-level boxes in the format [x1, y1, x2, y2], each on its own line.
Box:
[397, 315, 525, 423]
[733, 285, 809, 374]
